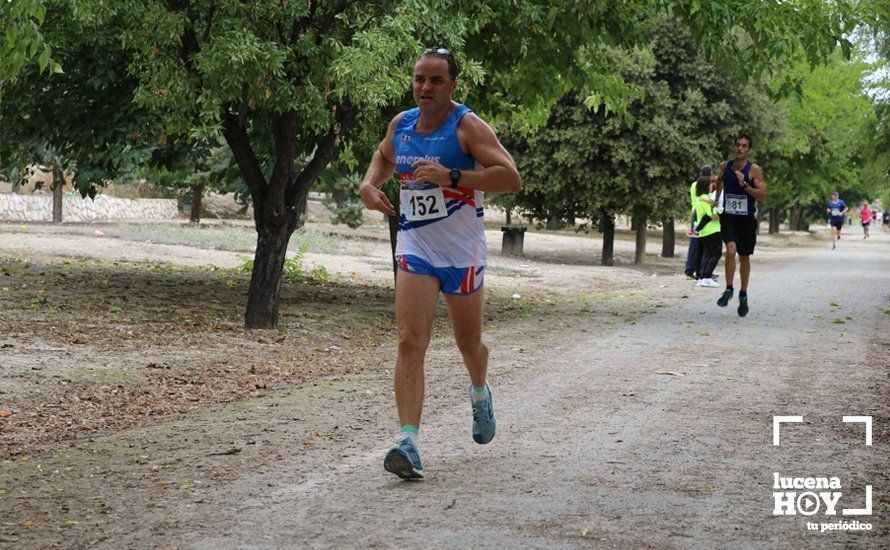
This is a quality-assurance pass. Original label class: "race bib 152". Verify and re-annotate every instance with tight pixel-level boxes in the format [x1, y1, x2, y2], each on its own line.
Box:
[402, 186, 447, 222]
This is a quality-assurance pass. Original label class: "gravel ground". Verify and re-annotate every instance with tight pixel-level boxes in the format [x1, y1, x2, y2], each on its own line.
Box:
[0, 221, 886, 548]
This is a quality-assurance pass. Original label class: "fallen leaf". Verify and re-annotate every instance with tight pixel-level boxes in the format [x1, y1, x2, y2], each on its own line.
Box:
[655, 371, 685, 376]
[0, 410, 13, 418]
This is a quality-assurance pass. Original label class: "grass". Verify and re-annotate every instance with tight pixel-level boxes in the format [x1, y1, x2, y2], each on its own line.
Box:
[2, 222, 374, 257]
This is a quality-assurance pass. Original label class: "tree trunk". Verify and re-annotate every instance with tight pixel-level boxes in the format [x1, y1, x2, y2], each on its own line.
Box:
[505, 208, 511, 226]
[600, 212, 615, 266]
[633, 211, 646, 264]
[51, 163, 64, 224]
[295, 192, 308, 229]
[768, 208, 781, 234]
[245, 223, 294, 329]
[789, 201, 804, 231]
[221, 100, 355, 330]
[546, 212, 559, 230]
[385, 181, 401, 284]
[189, 181, 205, 223]
[388, 212, 400, 285]
[661, 218, 674, 258]
[12, 179, 23, 194]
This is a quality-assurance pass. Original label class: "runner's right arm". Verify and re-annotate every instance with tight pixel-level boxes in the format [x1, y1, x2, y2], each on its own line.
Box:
[359, 114, 405, 216]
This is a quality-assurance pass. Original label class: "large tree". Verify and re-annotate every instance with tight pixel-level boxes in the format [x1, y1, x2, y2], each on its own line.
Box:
[62, 0, 868, 327]
[1, 2, 157, 220]
[758, 51, 879, 231]
[499, 20, 759, 264]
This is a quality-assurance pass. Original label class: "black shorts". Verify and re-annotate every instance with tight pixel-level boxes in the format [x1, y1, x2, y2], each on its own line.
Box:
[720, 215, 757, 256]
[861, 221, 870, 227]
[830, 219, 844, 230]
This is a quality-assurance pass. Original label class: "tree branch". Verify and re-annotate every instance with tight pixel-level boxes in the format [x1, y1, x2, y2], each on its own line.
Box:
[203, 2, 216, 43]
[221, 112, 268, 210]
[290, 0, 318, 44]
[285, 100, 355, 211]
[268, 111, 300, 211]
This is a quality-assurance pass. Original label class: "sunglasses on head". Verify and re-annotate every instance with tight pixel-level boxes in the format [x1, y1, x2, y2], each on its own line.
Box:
[424, 47, 453, 57]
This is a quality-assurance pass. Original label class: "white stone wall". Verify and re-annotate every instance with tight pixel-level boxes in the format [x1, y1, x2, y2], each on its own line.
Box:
[0, 193, 179, 222]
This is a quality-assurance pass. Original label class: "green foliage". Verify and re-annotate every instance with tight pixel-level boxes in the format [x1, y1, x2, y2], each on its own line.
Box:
[143, 143, 245, 207]
[316, 168, 365, 229]
[496, 19, 759, 228]
[1, 1, 157, 196]
[238, 248, 330, 283]
[0, 0, 61, 80]
[758, 49, 882, 223]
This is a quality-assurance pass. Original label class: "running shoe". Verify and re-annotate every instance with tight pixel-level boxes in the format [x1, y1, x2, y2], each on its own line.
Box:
[717, 288, 734, 307]
[471, 384, 496, 444]
[831, 243, 836, 250]
[737, 295, 749, 317]
[698, 278, 720, 288]
[384, 437, 424, 480]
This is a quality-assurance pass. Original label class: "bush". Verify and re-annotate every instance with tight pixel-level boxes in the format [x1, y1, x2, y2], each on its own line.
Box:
[238, 247, 330, 283]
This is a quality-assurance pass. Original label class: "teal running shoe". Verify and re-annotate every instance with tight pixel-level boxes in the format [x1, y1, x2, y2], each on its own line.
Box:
[384, 438, 423, 480]
[471, 384, 496, 444]
[717, 288, 734, 308]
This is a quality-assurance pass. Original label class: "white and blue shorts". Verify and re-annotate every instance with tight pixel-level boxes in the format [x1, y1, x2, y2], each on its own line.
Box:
[395, 254, 484, 296]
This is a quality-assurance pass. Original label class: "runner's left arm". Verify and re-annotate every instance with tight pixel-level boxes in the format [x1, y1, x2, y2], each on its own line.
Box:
[743, 164, 767, 202]
[411, 113, 520, 193]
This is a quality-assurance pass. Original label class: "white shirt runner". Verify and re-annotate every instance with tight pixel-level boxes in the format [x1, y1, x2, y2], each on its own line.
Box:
[402, 186, 448, 222]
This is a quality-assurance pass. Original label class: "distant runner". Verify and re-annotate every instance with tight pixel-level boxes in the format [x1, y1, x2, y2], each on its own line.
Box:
[826, 192, 848, 250]
[859, 201, 872, 239]
[359, 48, 520, 480]
[715, 134, 767, 317]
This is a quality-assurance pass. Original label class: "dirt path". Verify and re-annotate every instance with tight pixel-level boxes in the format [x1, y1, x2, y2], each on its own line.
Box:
[146, 234, 887, 549]
[2, 227, 887, 548]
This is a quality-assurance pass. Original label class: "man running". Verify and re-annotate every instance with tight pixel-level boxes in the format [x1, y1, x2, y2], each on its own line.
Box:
[826, 192, 847, 249]
[715, 134, 767, 317]
[859, 200, 872, 239]
[359, 48, 520, 480]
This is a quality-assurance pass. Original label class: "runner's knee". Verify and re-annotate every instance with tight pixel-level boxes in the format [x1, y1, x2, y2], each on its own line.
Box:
[397, 327, 431, 356]
[455, 334, 486, 358]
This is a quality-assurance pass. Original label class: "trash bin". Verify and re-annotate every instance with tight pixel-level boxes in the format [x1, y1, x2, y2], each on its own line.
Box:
[501, 226, 527, 256]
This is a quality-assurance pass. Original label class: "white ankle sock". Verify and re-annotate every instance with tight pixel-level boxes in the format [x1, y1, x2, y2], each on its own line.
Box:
[471, 384, 488, 403]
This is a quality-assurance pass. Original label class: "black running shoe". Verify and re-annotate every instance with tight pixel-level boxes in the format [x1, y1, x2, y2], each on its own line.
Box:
[717, 288, 734, 307]
[737, 295, 749, 317]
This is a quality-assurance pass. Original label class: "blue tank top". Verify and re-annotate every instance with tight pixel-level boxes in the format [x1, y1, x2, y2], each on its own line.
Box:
[721, 161, 755, 217]
[393, 105, 476, 177]
[391, 104, 486, 267]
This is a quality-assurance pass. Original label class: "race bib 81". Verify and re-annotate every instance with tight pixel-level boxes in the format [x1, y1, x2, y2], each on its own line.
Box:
[724, 193, 749, 216]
